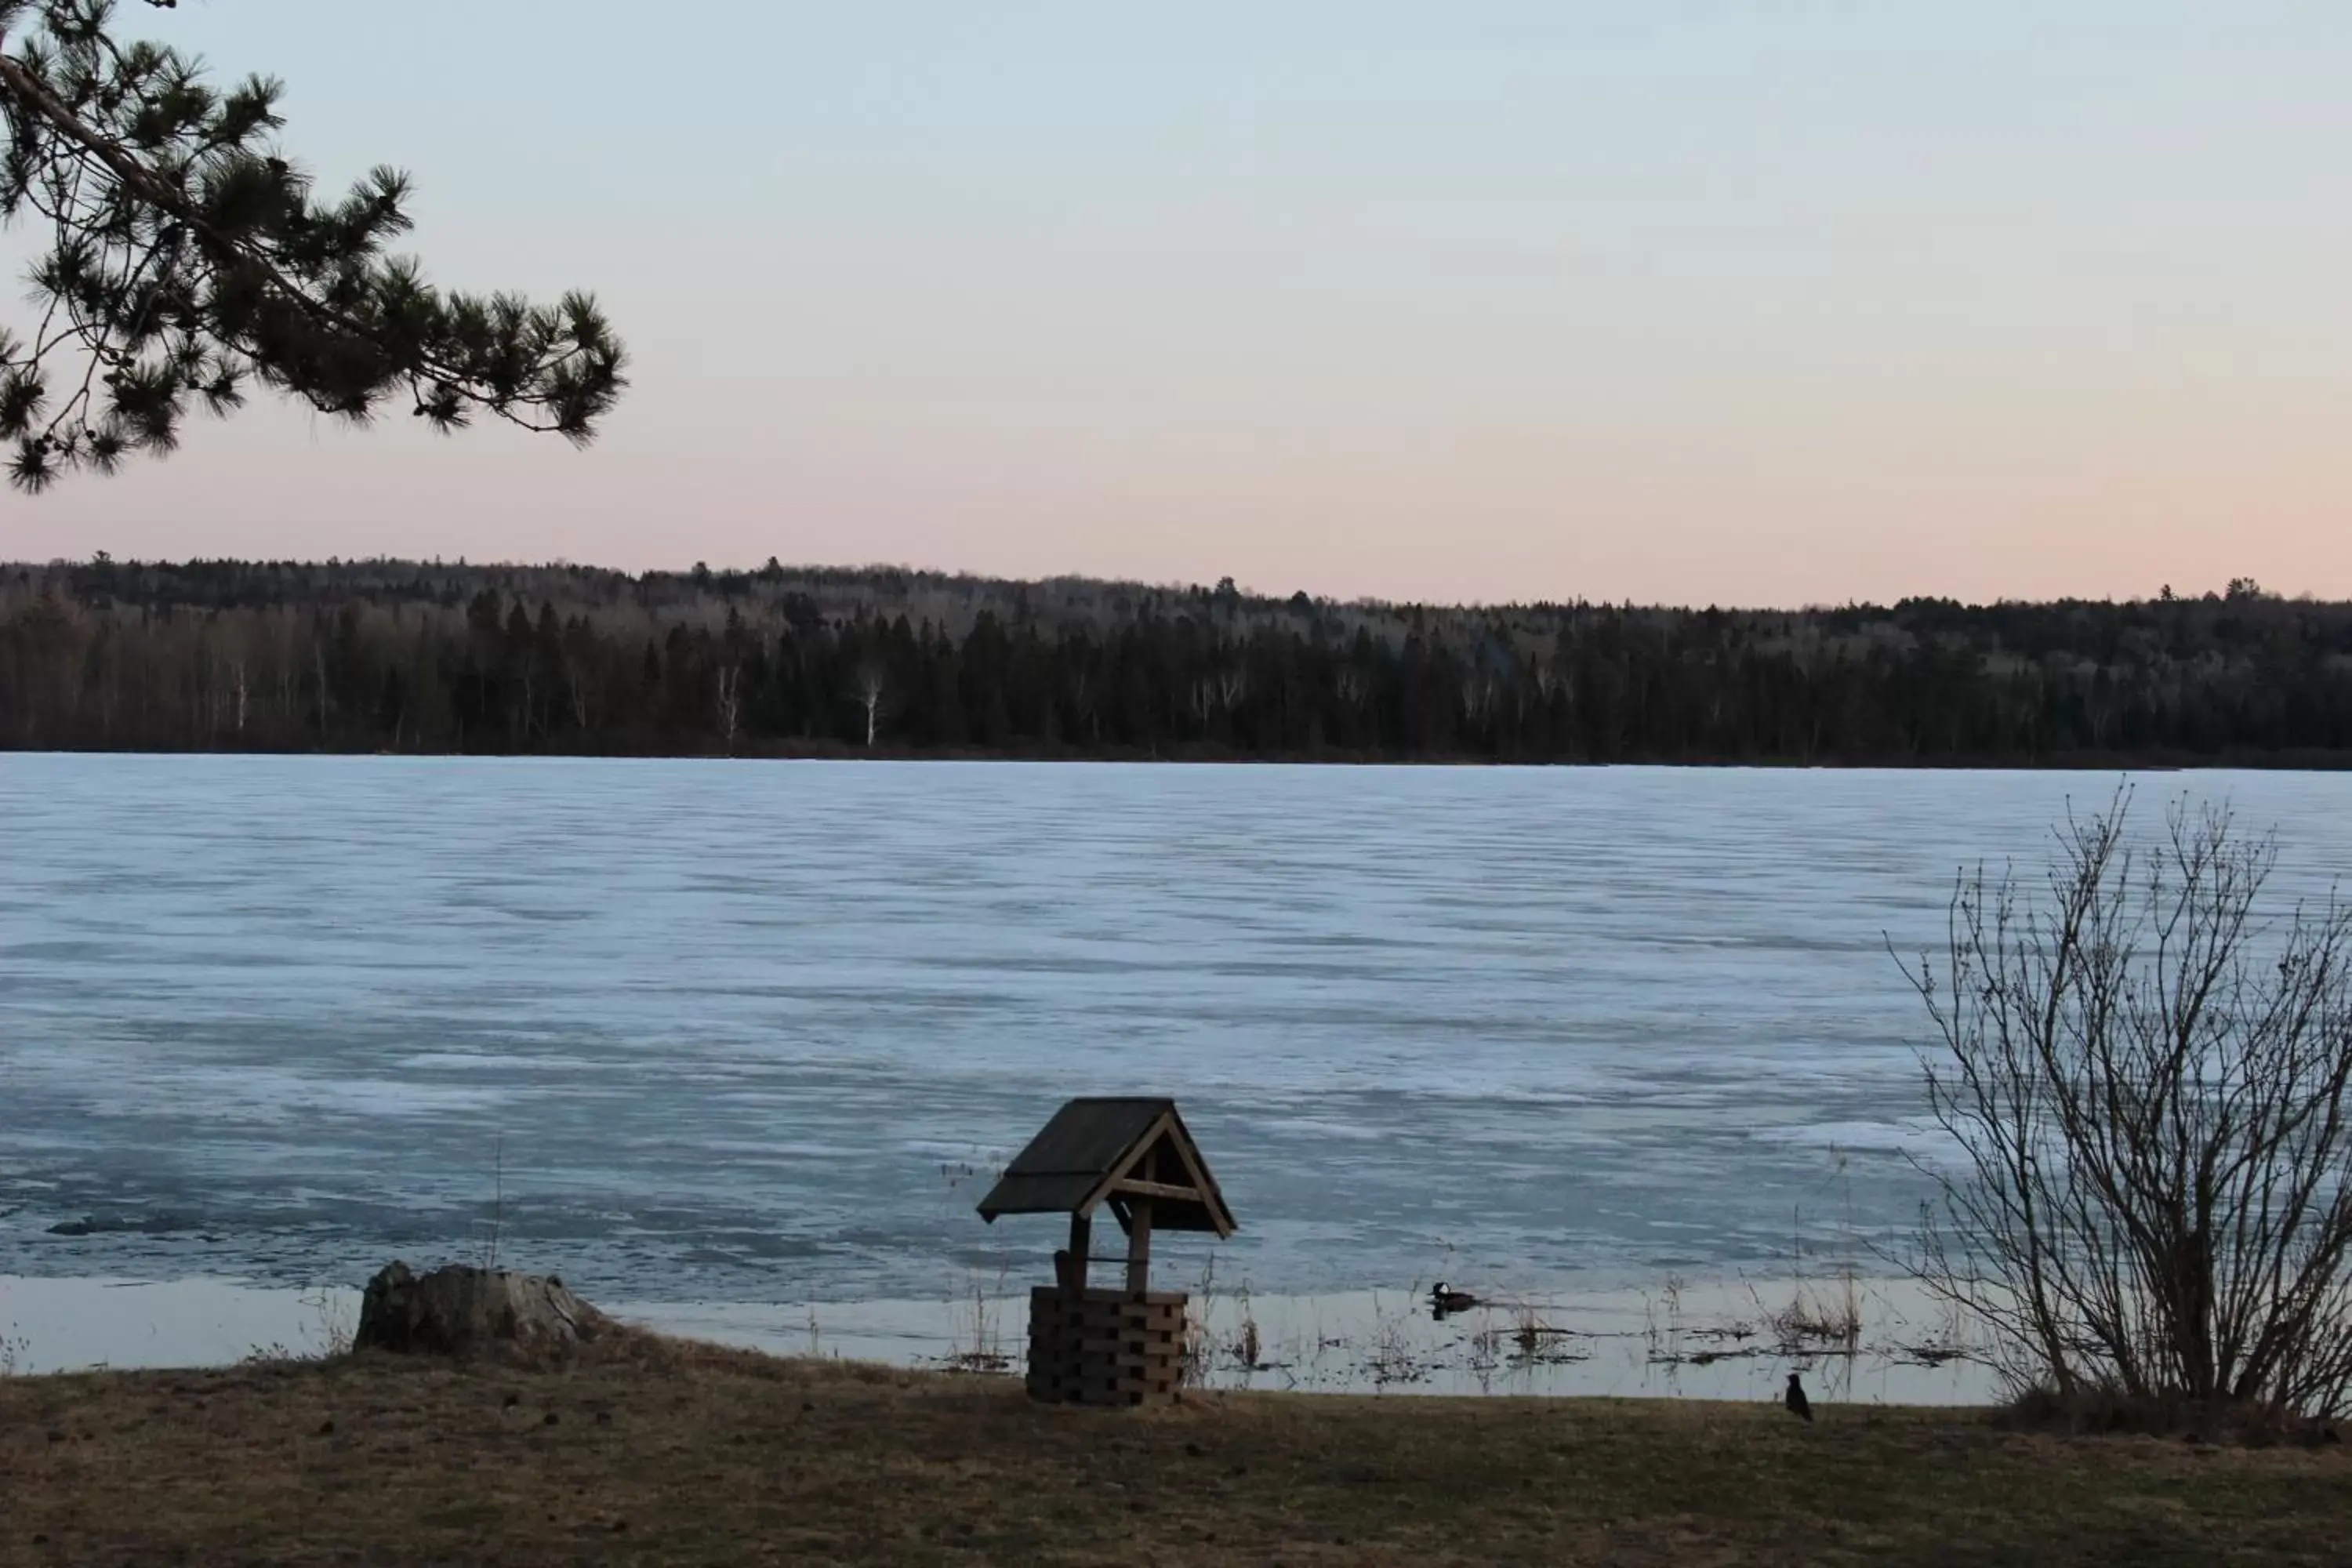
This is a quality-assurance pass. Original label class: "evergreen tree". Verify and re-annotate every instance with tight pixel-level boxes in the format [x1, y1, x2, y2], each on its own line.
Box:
[0, 0, 625, 491]
[5, 557, 2347, 763]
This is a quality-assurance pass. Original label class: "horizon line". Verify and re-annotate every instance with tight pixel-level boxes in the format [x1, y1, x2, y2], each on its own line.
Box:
[6, 553, 2299, 619]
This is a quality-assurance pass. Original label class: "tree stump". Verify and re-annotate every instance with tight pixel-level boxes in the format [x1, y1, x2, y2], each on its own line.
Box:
[354, 1262, 614, 1359]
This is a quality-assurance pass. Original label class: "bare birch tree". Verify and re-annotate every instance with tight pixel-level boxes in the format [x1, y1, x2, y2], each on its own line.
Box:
[713, 664, 740, 756]
[852, 663, 887, 749]
[1904, 789, 2352, 1418]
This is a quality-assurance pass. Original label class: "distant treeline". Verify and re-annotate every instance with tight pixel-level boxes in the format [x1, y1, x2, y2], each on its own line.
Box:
[3, 557, 2350, 764]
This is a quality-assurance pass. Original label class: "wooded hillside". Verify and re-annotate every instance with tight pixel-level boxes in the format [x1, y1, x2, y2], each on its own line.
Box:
[3, 558, 2347, 764]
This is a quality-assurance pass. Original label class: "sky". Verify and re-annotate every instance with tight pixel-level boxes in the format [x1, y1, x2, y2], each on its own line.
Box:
[3, 2, 2350, 607]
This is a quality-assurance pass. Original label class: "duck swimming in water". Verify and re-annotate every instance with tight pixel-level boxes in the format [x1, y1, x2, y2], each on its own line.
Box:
[1431, 1282, 1479, 1317]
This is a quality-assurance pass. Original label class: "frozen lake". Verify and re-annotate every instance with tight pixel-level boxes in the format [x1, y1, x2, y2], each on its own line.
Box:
[3, 757, 2348, 1376]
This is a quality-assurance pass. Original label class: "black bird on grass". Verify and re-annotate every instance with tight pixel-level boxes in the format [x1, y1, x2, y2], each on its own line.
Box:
[1785, 1372, 1813, 1423]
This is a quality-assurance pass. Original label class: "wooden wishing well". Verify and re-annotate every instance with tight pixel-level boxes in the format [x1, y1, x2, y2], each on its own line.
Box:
[975, 1098, 1237, 1406]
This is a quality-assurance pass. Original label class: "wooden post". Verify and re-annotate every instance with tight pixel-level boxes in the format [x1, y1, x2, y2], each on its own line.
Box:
[1066, 1210, 1092, 1293]
[1125, 1199, 1153, 1294]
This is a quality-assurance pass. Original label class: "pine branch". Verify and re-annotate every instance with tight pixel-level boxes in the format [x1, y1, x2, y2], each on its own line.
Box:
[0, 0, 626, 492]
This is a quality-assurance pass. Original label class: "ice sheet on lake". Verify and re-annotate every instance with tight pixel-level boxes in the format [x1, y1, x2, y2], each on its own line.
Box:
[2, 758, 2347, 1316]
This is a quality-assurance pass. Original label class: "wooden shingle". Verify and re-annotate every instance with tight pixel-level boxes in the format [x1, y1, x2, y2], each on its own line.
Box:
[975, 1097, 1236, 1237]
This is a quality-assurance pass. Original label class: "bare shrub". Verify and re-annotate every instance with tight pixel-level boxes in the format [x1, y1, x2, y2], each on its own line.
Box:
[1364, 1293, 1427, 1389]
[473, 1134, 506, 1273]
[1770, 1268, 1863, 1353]
[1904, 789, 2352, 1419]
[945, 1268, 1011, 1374]
[305, 1284, 355, 1359]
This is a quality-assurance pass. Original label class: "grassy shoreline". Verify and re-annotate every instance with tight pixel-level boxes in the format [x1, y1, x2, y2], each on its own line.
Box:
[2, 1340, 2344, 1565]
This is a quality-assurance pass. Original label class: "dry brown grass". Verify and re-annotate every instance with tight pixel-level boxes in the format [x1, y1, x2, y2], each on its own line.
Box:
[2, 1336, 2347, 1566]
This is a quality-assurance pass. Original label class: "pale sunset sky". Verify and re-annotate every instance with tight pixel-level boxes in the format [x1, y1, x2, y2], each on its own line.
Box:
[5, 2, 2350, 606]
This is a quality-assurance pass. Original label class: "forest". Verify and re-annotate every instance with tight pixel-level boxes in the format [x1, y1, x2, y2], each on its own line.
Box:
[2, 557, 2348, 765]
